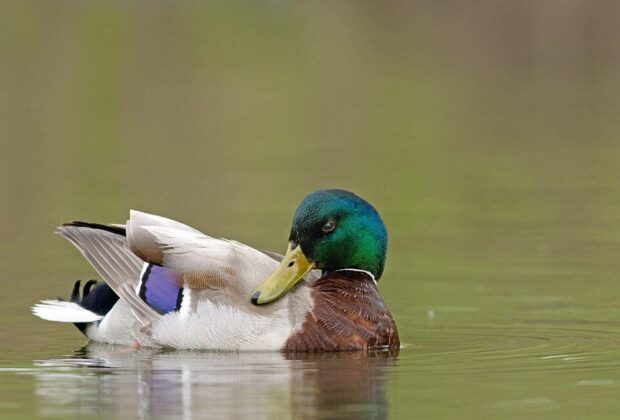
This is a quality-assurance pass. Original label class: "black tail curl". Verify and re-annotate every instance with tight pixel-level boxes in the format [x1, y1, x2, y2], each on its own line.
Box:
[69, 279, 120, 334]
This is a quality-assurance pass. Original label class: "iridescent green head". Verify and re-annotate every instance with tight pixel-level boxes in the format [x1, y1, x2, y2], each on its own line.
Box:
[289, 189, 387, 278]
[252, 189, 388, 305]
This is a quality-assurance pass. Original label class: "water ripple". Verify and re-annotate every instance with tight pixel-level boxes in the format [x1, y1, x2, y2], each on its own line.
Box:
[404, 322, 620, 375]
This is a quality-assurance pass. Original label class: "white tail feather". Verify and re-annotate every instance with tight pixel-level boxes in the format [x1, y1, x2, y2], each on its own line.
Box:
[31, 300, 103, 323]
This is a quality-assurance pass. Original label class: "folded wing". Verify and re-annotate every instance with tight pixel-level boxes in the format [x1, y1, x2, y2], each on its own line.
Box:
[127, 224, 281, 304]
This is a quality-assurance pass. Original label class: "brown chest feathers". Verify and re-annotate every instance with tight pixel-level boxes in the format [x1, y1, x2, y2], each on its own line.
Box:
[284, 271, 400, 352]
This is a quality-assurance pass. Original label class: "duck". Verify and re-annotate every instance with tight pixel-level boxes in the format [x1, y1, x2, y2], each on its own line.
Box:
[32, 189, 399, 351]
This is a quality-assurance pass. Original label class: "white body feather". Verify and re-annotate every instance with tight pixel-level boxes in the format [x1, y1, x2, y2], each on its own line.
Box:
[154, 300, 293, 350]
[83, 300, 141, 346]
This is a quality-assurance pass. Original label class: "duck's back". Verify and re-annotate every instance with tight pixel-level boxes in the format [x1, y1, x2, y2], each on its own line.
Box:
[284, 271, 399, 352]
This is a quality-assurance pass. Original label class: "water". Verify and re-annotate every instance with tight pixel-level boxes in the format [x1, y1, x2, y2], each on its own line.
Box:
[2, 1, 620, 418]
[5, 347, 398, 419]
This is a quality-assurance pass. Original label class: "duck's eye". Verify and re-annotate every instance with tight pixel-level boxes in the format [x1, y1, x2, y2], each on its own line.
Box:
[321, 221, 336, 234]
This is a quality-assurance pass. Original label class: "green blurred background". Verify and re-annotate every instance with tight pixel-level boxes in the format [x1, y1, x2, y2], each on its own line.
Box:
[2, 1, 620, 418]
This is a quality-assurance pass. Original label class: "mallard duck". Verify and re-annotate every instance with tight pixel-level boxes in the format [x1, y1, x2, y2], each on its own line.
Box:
[32, 189, 399, 351]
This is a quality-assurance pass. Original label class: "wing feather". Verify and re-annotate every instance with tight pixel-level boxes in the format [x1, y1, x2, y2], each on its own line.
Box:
[127, 209, 202, 264]
[133, 226, 279, 295]
[56, 224, 159, 326]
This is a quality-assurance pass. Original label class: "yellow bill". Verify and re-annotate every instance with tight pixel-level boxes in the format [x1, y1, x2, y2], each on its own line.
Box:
[251, 244, 315, 305]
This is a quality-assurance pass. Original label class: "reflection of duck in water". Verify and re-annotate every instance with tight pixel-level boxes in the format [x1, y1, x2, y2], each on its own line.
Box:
[288, 349, 399, 419]
[34, 344, 398, 419]
[33, 190, 399, 351]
